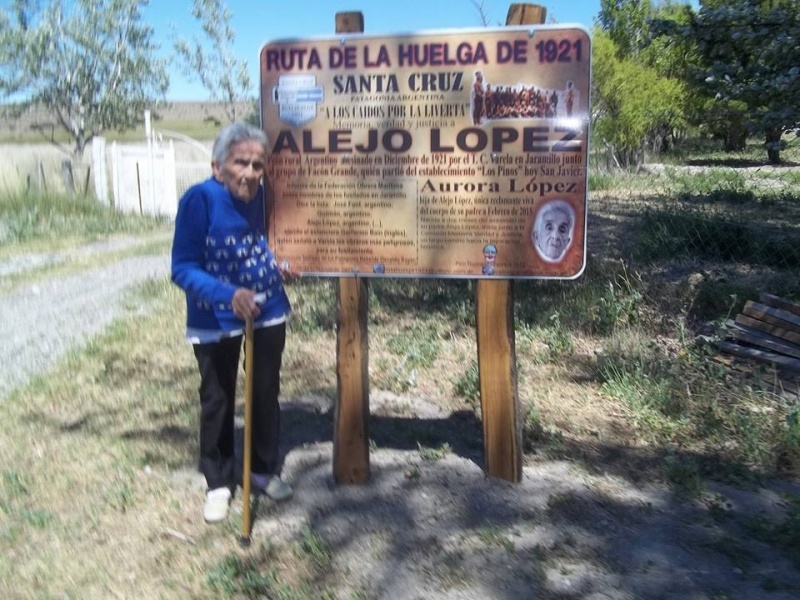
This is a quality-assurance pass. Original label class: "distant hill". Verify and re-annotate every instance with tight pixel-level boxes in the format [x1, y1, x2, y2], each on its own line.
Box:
[0, 101, 256, 140]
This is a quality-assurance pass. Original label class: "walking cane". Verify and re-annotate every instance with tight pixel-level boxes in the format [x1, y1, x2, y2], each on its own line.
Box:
[240, 315, 254, 547]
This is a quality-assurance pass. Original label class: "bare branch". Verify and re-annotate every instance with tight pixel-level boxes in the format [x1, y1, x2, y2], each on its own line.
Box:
[173, 0, 251, 121]
[469, 0, 490, 27]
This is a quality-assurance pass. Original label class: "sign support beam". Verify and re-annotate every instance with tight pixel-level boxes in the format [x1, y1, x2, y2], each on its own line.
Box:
[476, 3, 547, 483]
[333, 11, 371, 485]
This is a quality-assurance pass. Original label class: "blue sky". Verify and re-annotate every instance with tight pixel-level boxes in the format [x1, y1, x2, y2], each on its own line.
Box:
[147, 0, 605, 100]
[1, 1, 699, 101]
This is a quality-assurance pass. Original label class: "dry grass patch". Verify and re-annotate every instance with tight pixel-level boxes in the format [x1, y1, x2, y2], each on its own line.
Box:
[0, 278, 348, 599]
[1, 281, 209, 598]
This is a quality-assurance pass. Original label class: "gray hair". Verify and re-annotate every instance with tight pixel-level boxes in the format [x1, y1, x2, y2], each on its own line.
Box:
[211, 122, 269, 165]
[535, 199, 574, 231]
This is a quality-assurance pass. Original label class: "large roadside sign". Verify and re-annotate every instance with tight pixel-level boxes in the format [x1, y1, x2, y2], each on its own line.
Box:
[260, 25, 591, 278]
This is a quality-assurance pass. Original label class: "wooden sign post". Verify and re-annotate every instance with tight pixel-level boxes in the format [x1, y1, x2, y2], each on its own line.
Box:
[265, 3, 570, 485]
[476, 3, 547, 483]
[333, 12, 371, 485]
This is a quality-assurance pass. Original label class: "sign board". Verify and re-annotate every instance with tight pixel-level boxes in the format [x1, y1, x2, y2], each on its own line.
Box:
[260, 25, 591, 278]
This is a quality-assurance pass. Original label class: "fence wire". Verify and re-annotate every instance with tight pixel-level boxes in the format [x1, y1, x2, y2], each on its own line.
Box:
[587, 145, 800, 273]
[174, 162, 210, 201]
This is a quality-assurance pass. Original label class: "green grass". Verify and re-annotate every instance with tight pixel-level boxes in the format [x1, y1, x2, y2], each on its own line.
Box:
[596, 325, 800, 476]
[663, 455, 704, 498]
[588, 171, 615, 191]
[476, 526, 515, 552]
[453, 360, 480, 407]
[599, 358, 689, 444]
[386, 322, 440, 370]
[374, 320, 443, 393]
[1, 235, 172, 295]
[204, 526, 340, 598]
[522, 405, 546, 451]
[285, 277, 337, 335]
[299, 527, 333, 572]
[417, 442, 452, 462]
[657, 133, 800, 166]
[0, 190, 169, 247]
[513, 257, 646, 335]
[665, 167, 750, 196]
[541, 312, 575, 361]
[635, 208, 800, 268]
[370, 278, 476, 328]
[0, 190, 172, 293]
[0, 470, 58, 543]
[206, 548, 336, 599]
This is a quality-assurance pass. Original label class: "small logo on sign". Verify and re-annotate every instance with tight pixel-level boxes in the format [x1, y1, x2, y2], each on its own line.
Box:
[271, 74, 324, 127]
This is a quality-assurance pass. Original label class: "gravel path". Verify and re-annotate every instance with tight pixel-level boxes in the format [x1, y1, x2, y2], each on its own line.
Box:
[0, 237, 170, 399]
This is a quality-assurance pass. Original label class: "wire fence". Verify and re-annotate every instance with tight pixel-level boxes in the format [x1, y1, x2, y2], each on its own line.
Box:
[175, 162, 210, 201]
[587, 141, 800, 273]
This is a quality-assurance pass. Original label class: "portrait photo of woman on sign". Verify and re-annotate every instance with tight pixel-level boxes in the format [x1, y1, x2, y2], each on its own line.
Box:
[532, 200, 575, 263]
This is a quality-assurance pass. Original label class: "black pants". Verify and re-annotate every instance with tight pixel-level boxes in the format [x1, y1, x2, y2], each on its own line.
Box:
[192, 322, 286, 491]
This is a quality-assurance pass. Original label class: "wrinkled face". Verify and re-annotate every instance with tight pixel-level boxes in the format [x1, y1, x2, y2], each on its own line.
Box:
[212, 140, 266, 202]
[535, 208, 572, 260]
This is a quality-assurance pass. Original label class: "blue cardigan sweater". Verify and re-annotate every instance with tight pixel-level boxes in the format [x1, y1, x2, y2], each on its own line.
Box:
[171, 177, 291, 343]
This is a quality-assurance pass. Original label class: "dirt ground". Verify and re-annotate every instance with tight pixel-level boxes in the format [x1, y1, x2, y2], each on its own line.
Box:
[169, 386, 800, 600]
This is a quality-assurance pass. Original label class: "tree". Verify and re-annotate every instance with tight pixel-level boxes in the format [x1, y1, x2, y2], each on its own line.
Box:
[654, 1, 800, 163]
[174, 0, 252, 122]
[592, 28, 687, 168]
[0, 0, 169, 157]
[638, 1, 694, 79]
[598, 0, 653, 59]
[594, 2, 690, 167]
[646, 3, 749, 151]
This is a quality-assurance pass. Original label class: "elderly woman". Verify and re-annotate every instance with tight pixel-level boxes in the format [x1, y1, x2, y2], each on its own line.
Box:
[171, 122, 293, 523]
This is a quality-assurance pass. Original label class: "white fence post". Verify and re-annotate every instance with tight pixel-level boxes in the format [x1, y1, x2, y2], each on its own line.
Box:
[92, 137, 109, 205]
[111, 141, 120, 210]
[102, 134, 206, 217]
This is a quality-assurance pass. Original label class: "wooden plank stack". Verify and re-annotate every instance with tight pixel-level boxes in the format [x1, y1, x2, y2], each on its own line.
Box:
[717, 294, 800, 374]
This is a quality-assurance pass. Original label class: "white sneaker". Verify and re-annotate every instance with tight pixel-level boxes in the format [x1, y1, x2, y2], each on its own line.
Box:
[203, 487, 231, 523]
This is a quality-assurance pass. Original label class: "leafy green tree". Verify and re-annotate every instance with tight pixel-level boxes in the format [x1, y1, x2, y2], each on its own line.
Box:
[645, 3, 747, 151]
[639, 1, 694, 77]
[0, 0, 169, 157]
[655, 0, 800, 163]
[702, 0, 793, 8]
[173, 0, 252, 122]
[598, 0, 653, 58]
[592, 28, 687, 167]
[594, 2, 690, 166]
